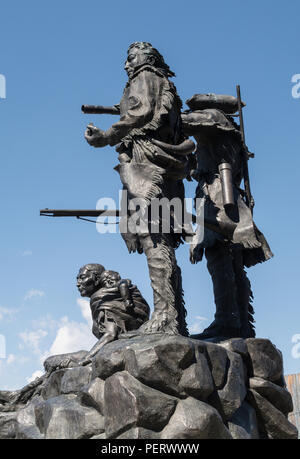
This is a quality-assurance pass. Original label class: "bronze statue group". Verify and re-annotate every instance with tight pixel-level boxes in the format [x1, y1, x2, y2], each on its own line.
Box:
[0, 42, 274, 407]
[80, 42, 273, 348]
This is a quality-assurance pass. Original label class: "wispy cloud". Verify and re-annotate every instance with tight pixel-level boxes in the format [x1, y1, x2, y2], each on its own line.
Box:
[31, 314, 59, 331]
[77, 298, 92, 328]
[26, 370, 43, 383]
[42, 318, 96, 359]
[6, 299, 97, 390]
[19, 329, 48, 354]
[24, 289, 45, 301]
[188, 316, 208, 334]
[39, 300, 96, 363]
[0, 306, 18, 321]
[21, 250, 32, 257]
[6, 354, 16, 365]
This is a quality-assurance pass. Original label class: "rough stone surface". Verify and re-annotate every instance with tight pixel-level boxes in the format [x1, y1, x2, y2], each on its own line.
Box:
[160, 397, 232, 439]
[228, 401, 259, 439]
[15, 395, 44, 439]
[179, 355, 214, 400]
[60, 365, 92, 394]
[219, 338, 249, 358]
[16, 424, 44, 439]
[0, 335, 298, 440]
[150, 335, 196, 373]
[41, 369, 67, 400]
[124, 337, 194, 398]
[44, 351, 88, 372]
[0, 412, 17, 439]
[247, 389, 298, 439]
[204, 342, 229, 389]
[217, 351, 247, 419]
[90, 432, 106, 439]
[37, 394, 105, 439]
[249, 377, 293, 415]
[92, 341, 125, 380]
[0, 391, 14, 404]
[104, 371, 177, 438]
[117, 427, 159, 439]
[79, 378, 105, 415]
[246, 338, 283, 382]
[124, 347, 182, 397]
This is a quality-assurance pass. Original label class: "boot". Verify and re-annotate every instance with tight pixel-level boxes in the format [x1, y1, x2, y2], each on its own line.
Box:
[192, 243, 241, 340]
[138, 233, 188, 335]
[232, 249, 256, 338]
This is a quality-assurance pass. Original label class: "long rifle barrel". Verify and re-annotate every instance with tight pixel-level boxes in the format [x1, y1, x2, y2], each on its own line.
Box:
[81, 105, 120, 115]
[40, 209, 120, 217]
[236, 85, 254, 213]
[40, 209, 235, 239]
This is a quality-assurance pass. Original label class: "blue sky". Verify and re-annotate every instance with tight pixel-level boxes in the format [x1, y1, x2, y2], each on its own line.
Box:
[0, 0, 299, 389]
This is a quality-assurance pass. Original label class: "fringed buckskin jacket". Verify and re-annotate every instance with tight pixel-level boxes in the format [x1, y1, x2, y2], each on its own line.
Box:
[105, 64, 192, 253]
[181, 108, 273, 268]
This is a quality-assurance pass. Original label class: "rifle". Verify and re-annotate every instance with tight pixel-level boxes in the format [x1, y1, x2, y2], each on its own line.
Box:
[236, 85, 255, 214]
[40, 209, 119, 217]
[40, 209, 236, 239]
[81, 105, 120, 115]
[40, 209, 119, 224]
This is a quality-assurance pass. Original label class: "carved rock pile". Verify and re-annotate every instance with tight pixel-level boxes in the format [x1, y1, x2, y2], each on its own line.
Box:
[0, 335, 298, 439]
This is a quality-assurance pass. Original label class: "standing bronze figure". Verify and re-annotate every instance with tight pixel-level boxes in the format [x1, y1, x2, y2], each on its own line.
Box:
[84, 42, 194, 336]
[182, 93, 273, 339]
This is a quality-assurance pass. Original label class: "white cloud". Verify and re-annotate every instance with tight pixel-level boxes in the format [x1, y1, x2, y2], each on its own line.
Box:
[47, 319, 95, 356]
[31, 314, 58, 331]
[47, 300, 96, 356]
[0, 335, 6, 359]
[19, 329, 48, 354]
[77, 298, 92, 328]
[26, 370, 44, 383]
[22, 250, 32, 257]
[195, 316, 208, 321]
[189, 316, 208, 334]
[6, 354, 16, 365]
[0, 306, 18, 321]
[12, 297, 97, 385]
[5, 353, 28, 366]
[39, 301, 96, 364]
[24, 289, 45, 301]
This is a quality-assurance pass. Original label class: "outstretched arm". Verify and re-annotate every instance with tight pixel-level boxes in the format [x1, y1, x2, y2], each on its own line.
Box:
[84, 70, 157, 148]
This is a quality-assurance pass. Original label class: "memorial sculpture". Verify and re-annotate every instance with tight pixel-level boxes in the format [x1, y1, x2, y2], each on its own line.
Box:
[83, 45, 274, 340]
[0, 43, 297, 440]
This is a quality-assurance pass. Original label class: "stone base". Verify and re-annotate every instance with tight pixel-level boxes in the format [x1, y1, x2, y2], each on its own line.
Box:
[0, 335, 298, 439]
